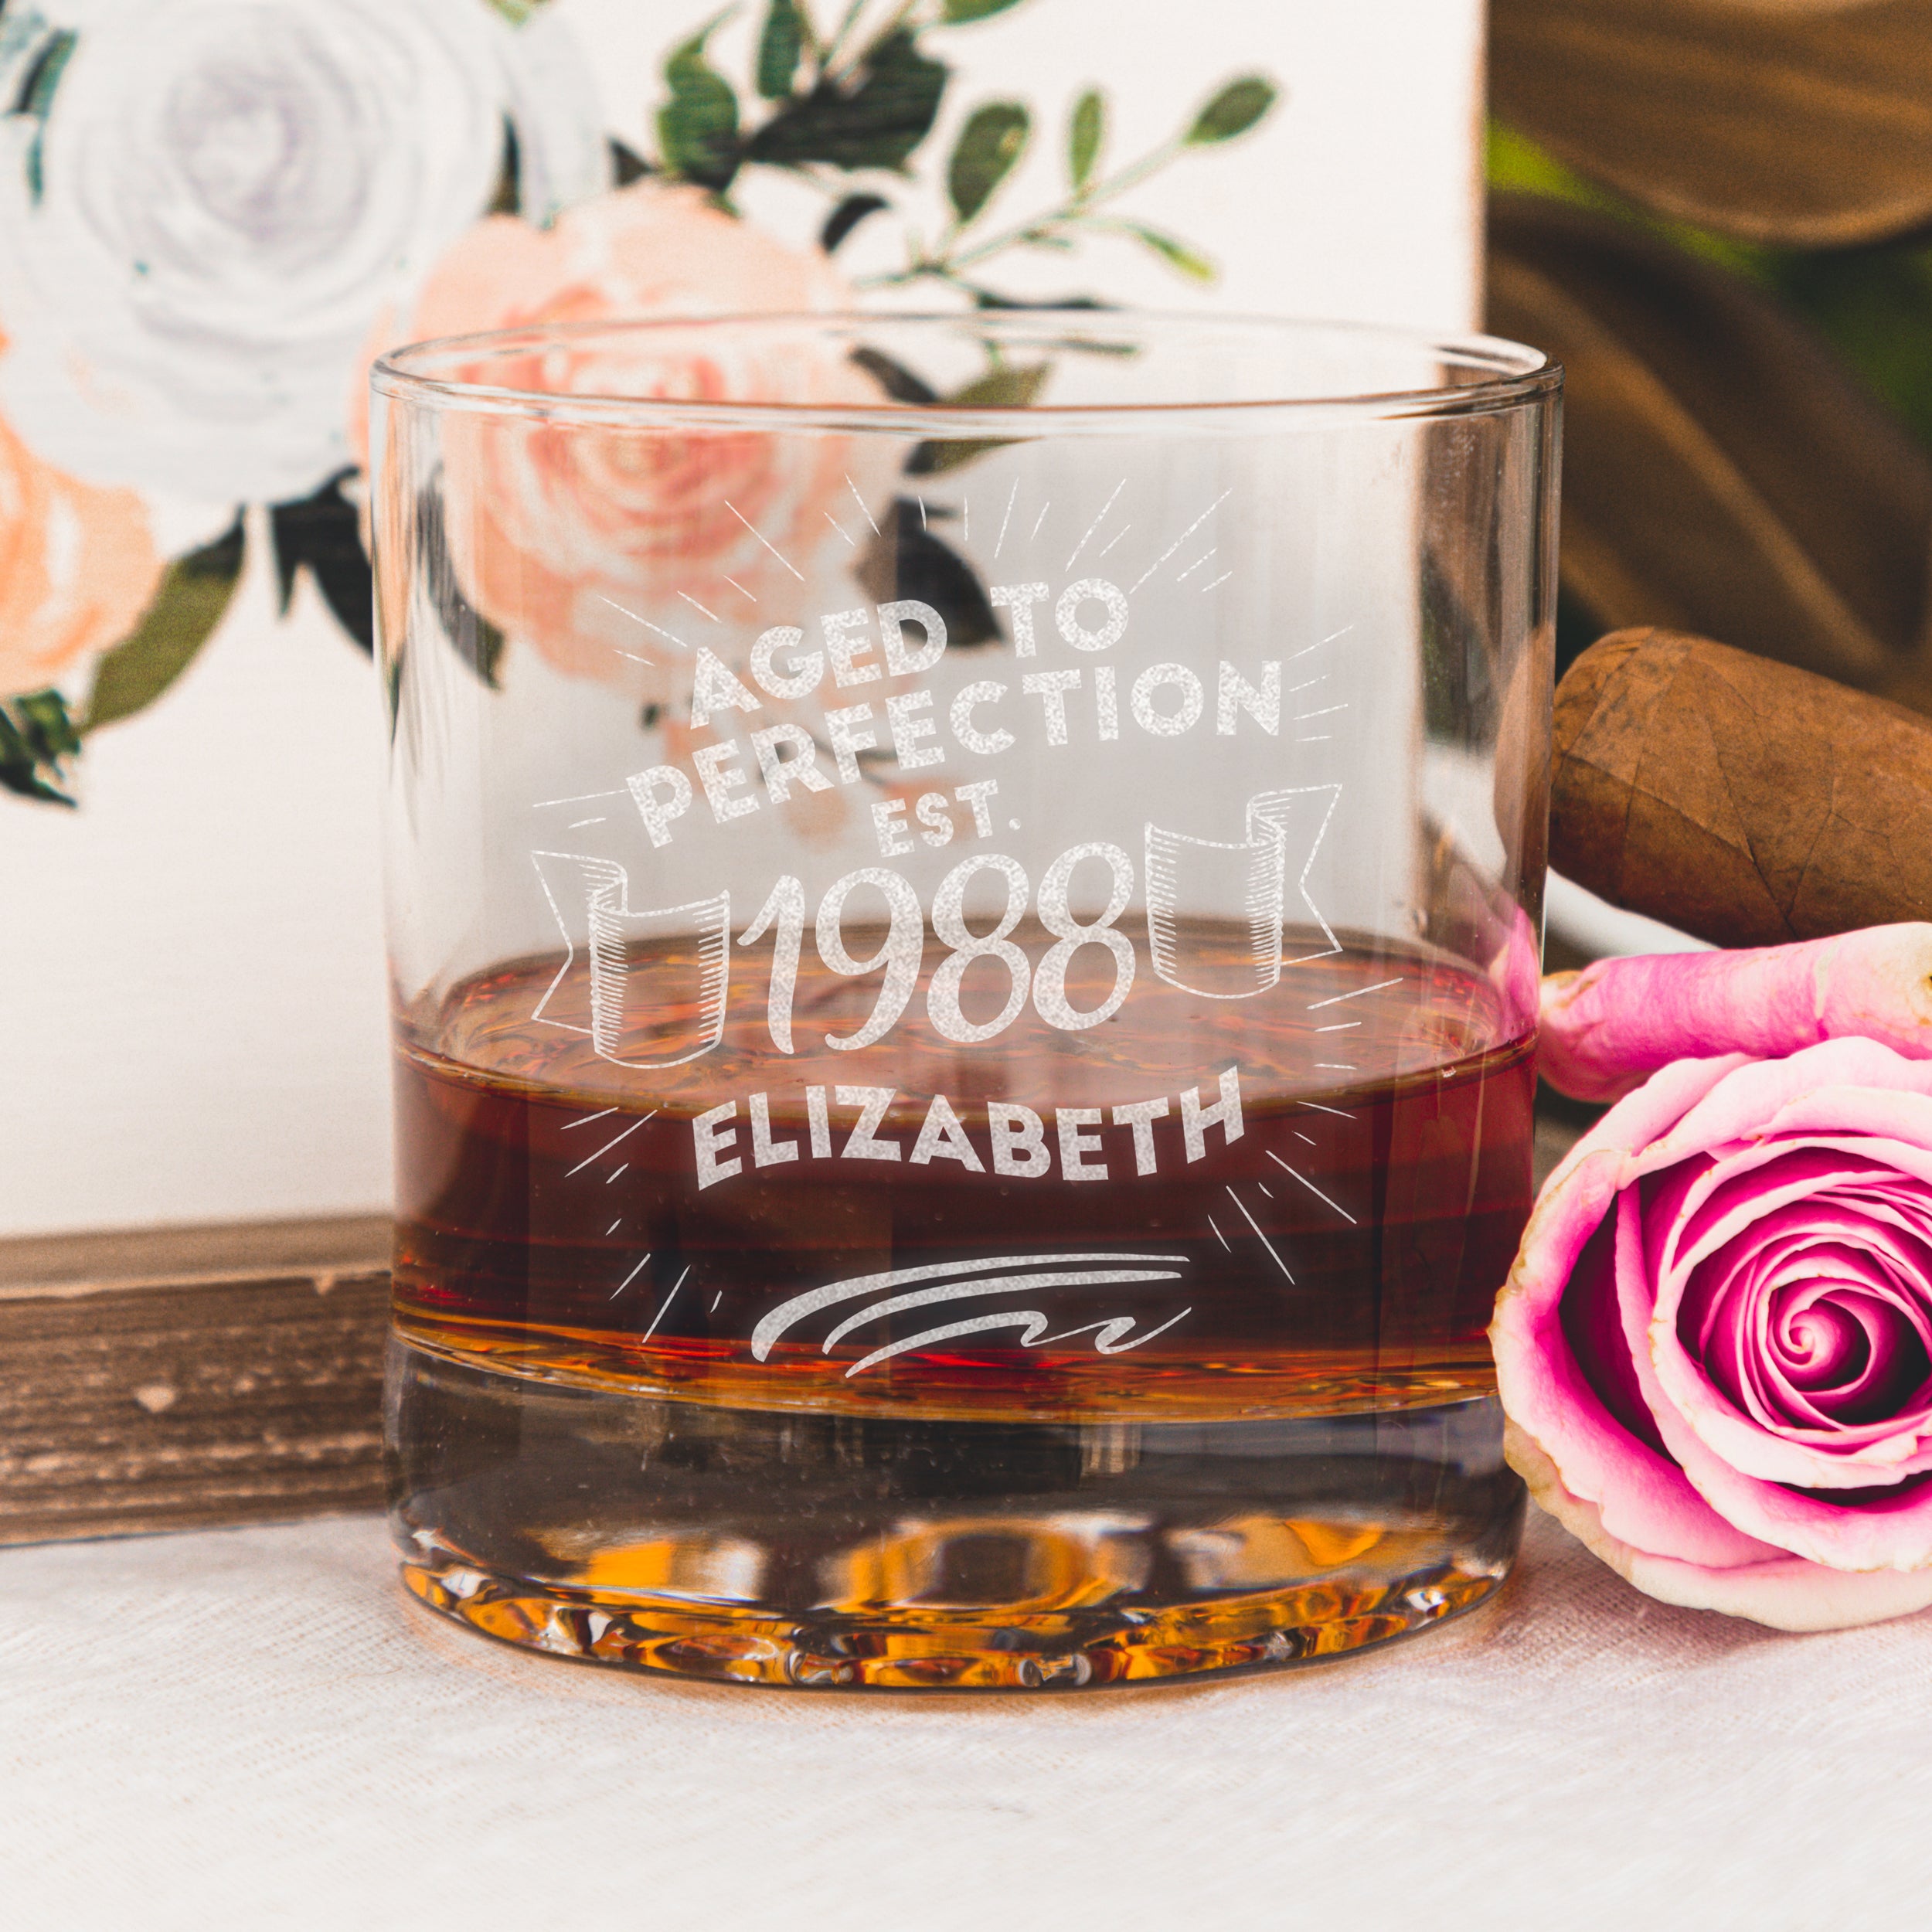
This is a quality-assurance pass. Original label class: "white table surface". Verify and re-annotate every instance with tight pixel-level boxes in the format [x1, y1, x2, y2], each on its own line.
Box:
[5, 1505, 1928, 1930]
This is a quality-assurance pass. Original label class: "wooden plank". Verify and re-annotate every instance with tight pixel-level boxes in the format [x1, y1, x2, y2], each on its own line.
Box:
[0, 1217, 391, 1546]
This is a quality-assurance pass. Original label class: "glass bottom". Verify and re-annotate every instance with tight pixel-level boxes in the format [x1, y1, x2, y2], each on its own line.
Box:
[389, 1339, 1523, 1690]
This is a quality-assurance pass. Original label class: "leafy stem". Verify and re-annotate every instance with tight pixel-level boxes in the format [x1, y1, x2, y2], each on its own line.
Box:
[859, 66, 1278, 294]
[911, 136, 1184, 282]
[649, 0, 1274, 302]
[854, 74, 1275, 291]
[820, 0, 919, 81]
[815, 0, 869, 76]
[658, 0, 1046, 196]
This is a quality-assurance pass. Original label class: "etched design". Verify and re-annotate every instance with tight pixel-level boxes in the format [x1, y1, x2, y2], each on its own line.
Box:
[1143, 784, 1341, 998]
[752, 1252, 1193, 1379]
[531, 849, 729, 1067]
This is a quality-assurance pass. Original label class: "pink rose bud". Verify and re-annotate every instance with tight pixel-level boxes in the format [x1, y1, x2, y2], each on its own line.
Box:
[1539, 925, 1932, 1104]
[1493, 1037, 1932, 1629]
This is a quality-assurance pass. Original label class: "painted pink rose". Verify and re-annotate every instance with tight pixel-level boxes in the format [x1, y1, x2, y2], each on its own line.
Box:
[1495, 1035, 1932, 1630]
[0, 410, 162, 701]
[360, 182, 896, 694]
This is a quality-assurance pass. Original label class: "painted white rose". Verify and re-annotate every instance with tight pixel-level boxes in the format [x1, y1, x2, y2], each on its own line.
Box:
[0, 0, 607, 505]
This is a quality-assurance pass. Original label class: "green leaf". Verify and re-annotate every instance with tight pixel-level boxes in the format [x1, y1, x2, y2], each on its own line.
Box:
[747, 30, 945, 172]
[0, 688, 80, 806]
[486, 117, 521, 217]
[15, 26, 75, 119]
[83, 516, 245, 733]
[417, 486, 505, 692]
[756, 0, 804, 100]
[658, 17, 742, 192]
[821, 191, 889, 253]
[906, 437, 999, 477]
[1121, 223, 1215, 281]
[941, 0, 1026, 21]
[1184, 74, 1277, 146]
[850, 345, 939, 403]
[1068, 88, 1104, 192]
[969, 292, 1107, 311]
[856, 501, 1001, 644]
[948, 365, 1052, 410]
[270, 471, 374, 653]
[14, 688, 79, 760]
[17, 28, 76, 204]
[947, 101, 1028, 225]
[610, 136, 651, 185]
[906, 362, 1049, 474]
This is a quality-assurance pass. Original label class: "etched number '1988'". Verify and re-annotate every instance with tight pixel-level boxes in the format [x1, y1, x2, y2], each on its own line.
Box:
[740, 843, 1137, 1054]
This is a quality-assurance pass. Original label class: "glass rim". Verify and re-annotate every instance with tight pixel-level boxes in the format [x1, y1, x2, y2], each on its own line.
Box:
[369, 309, 1561, 433]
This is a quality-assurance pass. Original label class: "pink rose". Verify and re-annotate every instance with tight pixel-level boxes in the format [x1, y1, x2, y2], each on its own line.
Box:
[362, 183, 896, 693]
[1497, 1027, 1932, 1631]
[0, 408, 162, 702]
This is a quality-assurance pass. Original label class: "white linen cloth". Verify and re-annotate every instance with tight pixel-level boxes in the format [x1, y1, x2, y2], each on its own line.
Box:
[4, 1507, 1930, 1930]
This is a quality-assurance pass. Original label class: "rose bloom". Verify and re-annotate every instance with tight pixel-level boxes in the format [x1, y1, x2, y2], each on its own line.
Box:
[365, 182, 897, 695]
[0, 0, 602, 502]
[0, 409, 162, 699]
[1495, 1036, 1932, 1630]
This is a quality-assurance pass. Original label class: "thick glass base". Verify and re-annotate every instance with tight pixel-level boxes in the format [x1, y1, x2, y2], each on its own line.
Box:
[389, 1340, 1524, 1690]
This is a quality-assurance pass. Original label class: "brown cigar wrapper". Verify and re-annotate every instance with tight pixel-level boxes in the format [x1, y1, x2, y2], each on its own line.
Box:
[1551, 628, 1932, 948]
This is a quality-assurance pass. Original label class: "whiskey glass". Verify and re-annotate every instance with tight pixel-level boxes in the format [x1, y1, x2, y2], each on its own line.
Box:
[371, 312, 1560, 1688]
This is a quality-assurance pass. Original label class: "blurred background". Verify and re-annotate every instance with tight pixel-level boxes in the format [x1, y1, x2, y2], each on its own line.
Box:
[1488, 0, 1932, 971]
[1491, 0, 1932, 716]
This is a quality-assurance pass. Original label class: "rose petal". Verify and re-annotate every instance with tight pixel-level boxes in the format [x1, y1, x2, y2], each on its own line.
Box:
[1639, 1039, 1932, 1172]
[361, 183, 900, 693]
[1713, 1238, 1932, 1433]
[1491, 1056, 1785, 1570]
[1643, 1254, 1932, 1573]
[1509, 1423, 1932, 1633]
[1539, 928, 1932, 1104]
[1648, 1137, 1932, 1488]
[1548, 1053, 1756, 1189]
[1648, 1145, 1932, 1485]
[1730, 1239, 1932, 1427]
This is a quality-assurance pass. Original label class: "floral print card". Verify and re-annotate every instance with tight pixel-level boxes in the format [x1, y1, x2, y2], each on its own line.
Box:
[0, 0, 1481, 1236]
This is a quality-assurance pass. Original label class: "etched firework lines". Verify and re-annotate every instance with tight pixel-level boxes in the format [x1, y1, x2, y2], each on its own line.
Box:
[555, 1117, 699, 1325]
[604, 1250, 692, 1345]
[542, 468, 1240, 727]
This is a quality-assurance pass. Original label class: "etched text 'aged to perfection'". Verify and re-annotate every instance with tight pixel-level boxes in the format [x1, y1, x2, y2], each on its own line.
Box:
[624, 580, 1287, 855]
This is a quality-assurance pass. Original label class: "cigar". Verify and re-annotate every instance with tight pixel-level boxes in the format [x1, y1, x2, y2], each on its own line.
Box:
[1550, 628, 1932, 947]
